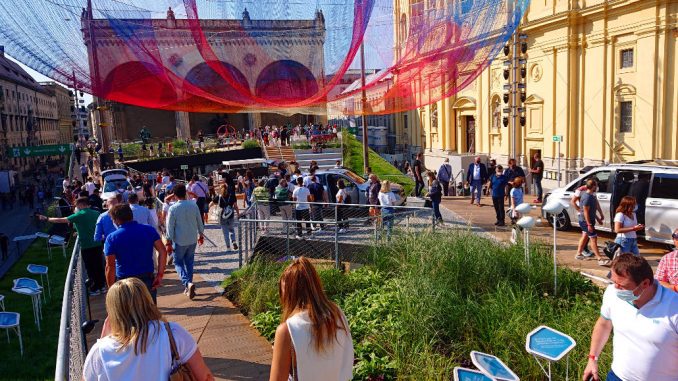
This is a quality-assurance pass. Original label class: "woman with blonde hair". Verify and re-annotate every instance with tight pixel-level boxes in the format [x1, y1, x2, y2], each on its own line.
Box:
[270, 257, 354, 381]
[83, 278, 213, 381]
[613, 195, 643, 256]
[378, 180, 397, 239]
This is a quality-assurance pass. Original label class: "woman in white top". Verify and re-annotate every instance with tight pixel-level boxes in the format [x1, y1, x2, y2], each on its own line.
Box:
[83, 278, 213, 381]
[613, 196, 643, 256]
[270, 257, 354, 381]
[378, 180, 396, 239]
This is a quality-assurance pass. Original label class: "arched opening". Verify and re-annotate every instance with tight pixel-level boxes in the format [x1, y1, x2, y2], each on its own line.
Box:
[101, 61, 176, 106]
[255, 60, 318, 103]
[184, 62, 251, 104]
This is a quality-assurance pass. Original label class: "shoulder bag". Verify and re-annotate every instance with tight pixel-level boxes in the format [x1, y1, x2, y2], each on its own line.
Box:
[165, 322, 196, 381]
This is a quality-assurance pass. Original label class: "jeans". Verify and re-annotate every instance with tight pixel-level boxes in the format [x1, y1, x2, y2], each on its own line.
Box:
[614, 237, 640, 256]
[492, 196, 505, 223]
[606, 370, 622, 381]
[432, 200, 442, 220]
[295, 209, 312, 235]
[415, 178, 425, 197]
[279, 204, 293, 223]
[440, 181, 450, 196]
[82, 246, 106, 291]
[173, 243, 196, 288]
[533, 178, 543, 200]
[470, 179, 483, 204]
[220, 220, 237, 248]
[311, 205, 324, 228]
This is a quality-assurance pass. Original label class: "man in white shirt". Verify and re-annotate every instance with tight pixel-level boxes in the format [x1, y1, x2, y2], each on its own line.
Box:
[127, 193, 156, 229]
[84, 177, 97, 196]
[292, 178, 313, 239]
[583, 254, 678, 381]
[62, 176, 70, 192]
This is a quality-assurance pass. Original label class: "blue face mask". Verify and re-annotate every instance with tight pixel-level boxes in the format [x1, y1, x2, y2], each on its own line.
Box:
[616, 284, 644, 304]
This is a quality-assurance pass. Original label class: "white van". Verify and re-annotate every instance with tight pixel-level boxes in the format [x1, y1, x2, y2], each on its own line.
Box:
[541, 161, 678, 245]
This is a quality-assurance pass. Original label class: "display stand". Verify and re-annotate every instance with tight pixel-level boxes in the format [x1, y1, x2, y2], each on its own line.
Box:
[525, 325, 576, 381]
[470, 351, 520, 381]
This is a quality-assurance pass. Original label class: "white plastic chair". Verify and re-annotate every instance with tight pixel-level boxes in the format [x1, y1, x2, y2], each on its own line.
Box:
[0, 312, 22, 357]
[11, 278, 43, 331]
[27, 265, 50, 301]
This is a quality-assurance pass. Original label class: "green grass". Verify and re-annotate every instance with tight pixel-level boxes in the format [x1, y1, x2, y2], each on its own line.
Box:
[223, 231, 609, 380]
[0, 234, 75, 380]
[342, 131, 415, 195]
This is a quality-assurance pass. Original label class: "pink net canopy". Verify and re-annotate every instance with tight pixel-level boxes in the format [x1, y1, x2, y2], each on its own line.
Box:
[0, 0, 528, 115]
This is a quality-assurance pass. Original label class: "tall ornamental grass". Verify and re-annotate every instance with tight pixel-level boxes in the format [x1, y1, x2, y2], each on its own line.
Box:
[223, 230, 609, 380]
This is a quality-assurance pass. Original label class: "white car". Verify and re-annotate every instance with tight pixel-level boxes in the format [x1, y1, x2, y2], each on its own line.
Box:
[541, 161, 678, 245]
[101, 169, 141, 202]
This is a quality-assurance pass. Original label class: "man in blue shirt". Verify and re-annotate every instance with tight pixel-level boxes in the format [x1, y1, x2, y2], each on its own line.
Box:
[104, 204, 167, 303]
[466, 156, 488, 206]
[489, 165, 509, 226]
[165, 184, 204, 300]
[437, 158, 452, 197]
[94, 193, 120, 243]
[128, 193, 156, 229]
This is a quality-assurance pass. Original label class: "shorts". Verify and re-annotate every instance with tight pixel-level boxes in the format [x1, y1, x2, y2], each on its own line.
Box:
[578, 220, 597, 238]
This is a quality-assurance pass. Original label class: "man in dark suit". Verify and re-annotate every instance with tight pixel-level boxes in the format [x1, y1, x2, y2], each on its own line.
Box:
[466, 156, 488, 206]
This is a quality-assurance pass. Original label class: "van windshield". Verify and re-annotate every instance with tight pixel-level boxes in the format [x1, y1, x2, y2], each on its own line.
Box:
[104, 179, 131, 193]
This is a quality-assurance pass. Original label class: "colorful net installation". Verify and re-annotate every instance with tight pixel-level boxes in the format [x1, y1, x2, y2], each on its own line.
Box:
[0, 0, 528, 115]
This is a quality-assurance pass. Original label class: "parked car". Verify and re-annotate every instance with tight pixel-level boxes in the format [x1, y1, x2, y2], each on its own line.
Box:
[101, 169, 142, 203]
[541, 161, 678, 245]
[313, 168, 406, 206]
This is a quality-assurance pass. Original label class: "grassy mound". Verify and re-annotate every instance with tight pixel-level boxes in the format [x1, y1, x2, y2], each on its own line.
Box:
[342, 131, 414, 196]
[223, 231, 609, 380]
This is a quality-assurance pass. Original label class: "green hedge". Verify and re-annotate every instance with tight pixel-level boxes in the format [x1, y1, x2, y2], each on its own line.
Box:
[342, 131, 414, 195]
[241, 139, 260, 149]
[223, 231, 608, 380]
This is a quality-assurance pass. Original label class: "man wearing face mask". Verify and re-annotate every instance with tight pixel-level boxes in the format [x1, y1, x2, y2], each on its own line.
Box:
[582, 254, 678, 381]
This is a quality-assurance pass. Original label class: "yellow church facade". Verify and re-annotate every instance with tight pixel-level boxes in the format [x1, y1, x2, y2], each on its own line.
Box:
[393, 0, 677, 189]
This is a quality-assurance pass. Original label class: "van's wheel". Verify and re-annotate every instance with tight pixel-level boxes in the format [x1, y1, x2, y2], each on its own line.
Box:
[546, 210, 571, 231]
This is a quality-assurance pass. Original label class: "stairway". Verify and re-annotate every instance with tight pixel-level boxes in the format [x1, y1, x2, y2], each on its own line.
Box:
[294, 148, 342, 170]
[263, 144, 297, 172]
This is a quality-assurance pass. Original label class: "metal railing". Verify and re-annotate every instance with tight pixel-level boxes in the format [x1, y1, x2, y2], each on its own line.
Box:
[236, 200, 436, 268]
[55, 239, 86, 381]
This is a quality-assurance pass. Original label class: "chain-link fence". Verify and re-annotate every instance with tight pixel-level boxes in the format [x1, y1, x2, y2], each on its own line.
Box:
[55, 239, 87, 381]
[237, 201, 436, 268]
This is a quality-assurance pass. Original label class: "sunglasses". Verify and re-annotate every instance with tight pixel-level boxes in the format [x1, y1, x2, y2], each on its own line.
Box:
[673, 233, 678, 240]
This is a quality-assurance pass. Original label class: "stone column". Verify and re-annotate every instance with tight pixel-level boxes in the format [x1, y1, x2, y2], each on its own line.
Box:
[175, 111, 191, 140]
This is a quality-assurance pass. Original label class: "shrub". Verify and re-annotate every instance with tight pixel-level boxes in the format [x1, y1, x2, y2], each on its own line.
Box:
[291, 142, 311, 149]
[172, 139, 187, 150]
[242, 139, 260, 149]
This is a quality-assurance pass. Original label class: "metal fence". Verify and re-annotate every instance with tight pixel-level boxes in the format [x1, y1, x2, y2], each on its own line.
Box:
[236, 200, 436, 268]
[54, 239, 87, 381]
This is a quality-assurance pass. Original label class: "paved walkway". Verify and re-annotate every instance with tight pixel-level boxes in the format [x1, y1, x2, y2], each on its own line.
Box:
[87, 225, 272, 380]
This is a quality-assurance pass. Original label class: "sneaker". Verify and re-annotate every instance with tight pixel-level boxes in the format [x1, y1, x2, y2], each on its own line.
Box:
[494, 221, 499, 226]
[295, 235, 303, 240]
[232, 243, 238, 250]
[575, 252, 595, 260]
[496, 222, 506, 227]
[188, 283, 196, 300]
[598, 258, 611, 267]
[183, 287, 189, 296]
[167, 255, 174, 266]
[338, 228, 347, 234]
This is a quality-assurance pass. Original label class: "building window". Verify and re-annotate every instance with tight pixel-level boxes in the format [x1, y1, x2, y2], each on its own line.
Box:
[619, 101, 633, 133]
[620, 49, 633, 69]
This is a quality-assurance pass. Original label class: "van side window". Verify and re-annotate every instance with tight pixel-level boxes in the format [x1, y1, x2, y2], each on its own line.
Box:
[576, 171, 611, 193]
[650, 174, 678, 200]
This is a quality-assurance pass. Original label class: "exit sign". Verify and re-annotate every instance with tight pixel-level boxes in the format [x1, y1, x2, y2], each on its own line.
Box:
[552, 135, 563, 142]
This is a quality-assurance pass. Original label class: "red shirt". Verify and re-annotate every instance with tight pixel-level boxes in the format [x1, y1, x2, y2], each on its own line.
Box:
[656, 250, 678, 286]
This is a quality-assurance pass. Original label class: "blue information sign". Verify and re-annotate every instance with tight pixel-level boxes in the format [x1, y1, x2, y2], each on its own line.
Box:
[525, 325, 576, 361]
[470, 351, 520, 381]
[453, 367, 493, 381]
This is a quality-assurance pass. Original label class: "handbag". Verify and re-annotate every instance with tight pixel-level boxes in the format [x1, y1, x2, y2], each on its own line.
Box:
[165, 322, 196, 381]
